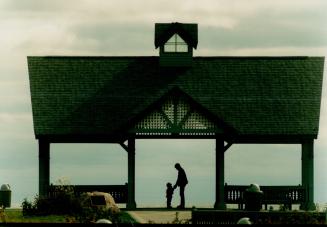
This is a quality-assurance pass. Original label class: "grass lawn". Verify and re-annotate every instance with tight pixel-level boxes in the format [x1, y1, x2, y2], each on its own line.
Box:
[1, 209, 137, 224]
[2, 209, 68, 223]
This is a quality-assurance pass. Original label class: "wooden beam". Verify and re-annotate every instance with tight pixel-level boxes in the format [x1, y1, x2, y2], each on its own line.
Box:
[177, 109, 194, 128]
[301, 139, 315, 210]
[127, 137, 137, 209]
[224, 142, 233, 152]
[214, 138, 226, 210]
[39, 139, 50, 197]
[119, 141, 129, 152]
[158, 109, 174, 129]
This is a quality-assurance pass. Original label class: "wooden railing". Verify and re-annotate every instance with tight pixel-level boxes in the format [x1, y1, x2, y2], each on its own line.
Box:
[224, 184, 305, 210]
[48, 183, 128, 203]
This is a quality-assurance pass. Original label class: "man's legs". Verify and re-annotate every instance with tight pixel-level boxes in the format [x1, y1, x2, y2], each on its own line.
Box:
[179, 186, 185, 208]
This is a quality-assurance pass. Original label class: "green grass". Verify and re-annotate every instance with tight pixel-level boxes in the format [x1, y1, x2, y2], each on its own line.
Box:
[0, 209, 71, 223]
[2, 209, 70, 223]
[1, 209, 137, 224]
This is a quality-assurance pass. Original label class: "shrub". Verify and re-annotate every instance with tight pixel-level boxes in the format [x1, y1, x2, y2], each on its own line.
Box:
[21, 198, 35, 216]
[21, 177, 125, 223]
[21, 190, 121, 223]
[21, 185, 81, 216]
[254, 211, 324, 224]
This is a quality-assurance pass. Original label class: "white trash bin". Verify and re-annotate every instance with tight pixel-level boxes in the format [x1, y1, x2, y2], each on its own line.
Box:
[0, 184, 11, 208]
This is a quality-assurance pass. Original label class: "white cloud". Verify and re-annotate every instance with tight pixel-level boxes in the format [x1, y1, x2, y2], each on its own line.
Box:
[0, 112, 31, 123]
[197, 47, 327, 56]
[1, 0, 326, 56]
[0, 112, 34, 143]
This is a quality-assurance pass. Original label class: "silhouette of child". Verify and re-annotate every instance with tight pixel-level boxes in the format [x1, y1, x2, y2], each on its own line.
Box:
[166, 182, 174, 208]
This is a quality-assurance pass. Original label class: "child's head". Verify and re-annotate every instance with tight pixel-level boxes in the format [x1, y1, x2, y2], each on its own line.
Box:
[167, 182, 172, 188]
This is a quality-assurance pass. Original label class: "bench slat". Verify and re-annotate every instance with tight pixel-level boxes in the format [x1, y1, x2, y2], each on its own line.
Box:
[48, 184, 128, 204]
[224, 185, 305, 210]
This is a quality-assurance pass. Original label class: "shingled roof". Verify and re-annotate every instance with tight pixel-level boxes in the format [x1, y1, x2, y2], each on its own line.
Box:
[28, 56, 324, 140]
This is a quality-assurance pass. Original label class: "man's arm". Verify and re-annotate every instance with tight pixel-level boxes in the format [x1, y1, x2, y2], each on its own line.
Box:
[174, 171, 180, 189]
[173, 180, 178, 189]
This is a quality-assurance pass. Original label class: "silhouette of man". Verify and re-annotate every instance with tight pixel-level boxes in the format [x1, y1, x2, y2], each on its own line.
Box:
[173, 163, 188, 209]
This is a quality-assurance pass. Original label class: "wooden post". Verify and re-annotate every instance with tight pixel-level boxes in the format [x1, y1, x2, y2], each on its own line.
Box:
[39, 139, 50, 197]
[214, 138, 226, 210]
[301, 139, 315, 210]
[127, 137, 137, 209]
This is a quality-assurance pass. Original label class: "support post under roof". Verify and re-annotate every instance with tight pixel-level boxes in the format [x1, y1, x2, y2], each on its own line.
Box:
[214, 137, 226, 210]
[301, 139, 315, 210]
[39, 139, 50, 198]
[127, 137, 137, 209]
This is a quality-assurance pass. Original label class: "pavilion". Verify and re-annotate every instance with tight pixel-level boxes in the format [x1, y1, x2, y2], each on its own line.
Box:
[28, 22, 324, 210]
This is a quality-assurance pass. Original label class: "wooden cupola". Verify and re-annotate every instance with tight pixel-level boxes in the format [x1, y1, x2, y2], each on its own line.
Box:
[155, 22, 198, 67]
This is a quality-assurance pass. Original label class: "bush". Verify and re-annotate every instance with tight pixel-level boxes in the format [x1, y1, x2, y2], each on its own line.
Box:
[254, 211, 324, 224]
[22, 185, 81, 216]
[21, 198, 35, 216]
[21, 188, 122, 223]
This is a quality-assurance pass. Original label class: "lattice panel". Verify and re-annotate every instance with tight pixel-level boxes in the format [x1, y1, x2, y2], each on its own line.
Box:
[162, 99, 174, 122]
[182, 112, 215, 130]
[177, 98, 190, 123]
[135, 111, 170, 130]
[133, 95, 219, 133]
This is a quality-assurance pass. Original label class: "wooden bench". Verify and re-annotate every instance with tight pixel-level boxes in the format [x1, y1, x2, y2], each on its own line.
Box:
[48, 183, 128, 204]
[224, 184, 305, 210]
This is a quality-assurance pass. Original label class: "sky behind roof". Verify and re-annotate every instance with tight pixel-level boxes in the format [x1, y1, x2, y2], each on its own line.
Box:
[0, 0, 327, 208]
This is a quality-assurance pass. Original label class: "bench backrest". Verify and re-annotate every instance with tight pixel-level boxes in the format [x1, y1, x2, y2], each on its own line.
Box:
[224, 185, 305, 205]
[48, 184, 128, 203]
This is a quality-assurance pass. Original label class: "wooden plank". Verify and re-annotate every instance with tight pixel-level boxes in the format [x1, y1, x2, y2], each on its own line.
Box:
[224, 185, 305, 210]
[48, 184, 128, 203]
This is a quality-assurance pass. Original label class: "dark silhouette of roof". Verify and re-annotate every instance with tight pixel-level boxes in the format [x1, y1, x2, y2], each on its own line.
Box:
[27, 56, 324, 140]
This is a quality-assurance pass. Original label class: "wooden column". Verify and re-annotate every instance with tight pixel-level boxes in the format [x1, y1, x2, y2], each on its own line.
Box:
[301, 139, 315, 210]
[127, 137, 137, 209]
[39, 139, 50, 197]
[214, 138, 226, 210]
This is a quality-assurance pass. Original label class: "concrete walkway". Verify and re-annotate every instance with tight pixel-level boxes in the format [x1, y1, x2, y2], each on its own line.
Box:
[127, 210, 192, 224]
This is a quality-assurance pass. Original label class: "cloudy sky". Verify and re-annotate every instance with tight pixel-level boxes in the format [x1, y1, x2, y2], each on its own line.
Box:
[0, 0, 327, 208]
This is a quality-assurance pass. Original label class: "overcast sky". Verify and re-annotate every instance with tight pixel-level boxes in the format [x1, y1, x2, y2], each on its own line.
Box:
[0, 0, 327, 208]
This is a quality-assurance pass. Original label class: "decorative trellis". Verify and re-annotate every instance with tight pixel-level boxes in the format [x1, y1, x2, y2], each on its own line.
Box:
[132, 95, 221, 135]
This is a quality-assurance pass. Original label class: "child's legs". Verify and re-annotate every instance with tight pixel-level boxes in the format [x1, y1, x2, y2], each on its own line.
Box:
[167, 196, 172, 207]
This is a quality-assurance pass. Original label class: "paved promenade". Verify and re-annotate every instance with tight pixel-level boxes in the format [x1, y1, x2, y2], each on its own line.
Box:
[127, 210, 192, 224]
